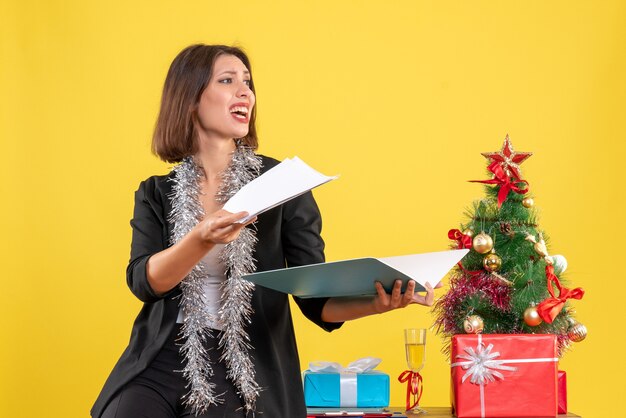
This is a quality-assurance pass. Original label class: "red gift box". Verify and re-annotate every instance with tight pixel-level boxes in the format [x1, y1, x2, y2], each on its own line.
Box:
[558, 370, 567, 414]
[451, 334, 558, 417]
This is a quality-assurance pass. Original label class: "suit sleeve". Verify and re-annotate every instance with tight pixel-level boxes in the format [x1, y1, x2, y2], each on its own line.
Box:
[126, 177, 172, 303]
[281, 190, 343, 332]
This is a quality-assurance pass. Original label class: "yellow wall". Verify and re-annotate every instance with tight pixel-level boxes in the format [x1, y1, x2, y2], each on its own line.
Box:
[2, 1, 623, 417]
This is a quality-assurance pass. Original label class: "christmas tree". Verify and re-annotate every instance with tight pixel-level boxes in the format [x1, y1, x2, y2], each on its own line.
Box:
[434, 135, 587, 357]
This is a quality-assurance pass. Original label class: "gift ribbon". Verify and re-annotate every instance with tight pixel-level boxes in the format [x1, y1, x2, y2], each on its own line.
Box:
[537, 265, 585, 323]
[398, 370, 423, 411]
[448, 229, 472, 249]
[450, 334, 558, 418]
[339, 373, 357, 407]
[309, 357, 382, 407]
[470, 161, 529, 208]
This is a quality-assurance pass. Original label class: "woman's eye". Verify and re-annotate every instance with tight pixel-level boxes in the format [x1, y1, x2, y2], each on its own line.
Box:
[244, 80, 251, 86]
[219, 78, 232, 84]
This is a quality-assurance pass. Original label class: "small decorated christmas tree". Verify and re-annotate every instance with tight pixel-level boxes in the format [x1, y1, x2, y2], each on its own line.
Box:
[434, 135, 587, 357]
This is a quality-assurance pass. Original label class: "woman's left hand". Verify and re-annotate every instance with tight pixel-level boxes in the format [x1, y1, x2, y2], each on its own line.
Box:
[373, 280, 436, 314]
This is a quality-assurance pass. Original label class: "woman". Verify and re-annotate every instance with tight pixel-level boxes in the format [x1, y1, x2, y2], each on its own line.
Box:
[92, 44, 435, 418]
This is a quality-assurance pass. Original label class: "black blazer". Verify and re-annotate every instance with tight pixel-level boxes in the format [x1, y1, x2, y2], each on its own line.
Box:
[91, 156, 342, 418]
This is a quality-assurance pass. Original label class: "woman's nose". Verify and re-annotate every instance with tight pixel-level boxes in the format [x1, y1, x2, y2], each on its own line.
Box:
[236, 82, 252, 98]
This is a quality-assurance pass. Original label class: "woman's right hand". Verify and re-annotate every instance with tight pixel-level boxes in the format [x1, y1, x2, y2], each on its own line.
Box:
[146, 209, 256, 295]
[196, 209, 255, 245]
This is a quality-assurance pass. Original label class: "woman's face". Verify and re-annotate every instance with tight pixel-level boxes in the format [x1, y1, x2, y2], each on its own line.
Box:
[195, 54, 255, 141]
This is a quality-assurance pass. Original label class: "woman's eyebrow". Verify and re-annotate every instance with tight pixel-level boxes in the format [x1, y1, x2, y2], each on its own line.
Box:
[218, 69, 251, 76]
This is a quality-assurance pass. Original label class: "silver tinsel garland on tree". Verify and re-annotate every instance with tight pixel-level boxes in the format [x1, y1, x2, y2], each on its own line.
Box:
[168, 145, 262, 415]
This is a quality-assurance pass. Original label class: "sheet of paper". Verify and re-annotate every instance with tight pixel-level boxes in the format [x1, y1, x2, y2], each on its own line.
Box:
[379, 249, 469, 288]
[223, 156, 338, 222]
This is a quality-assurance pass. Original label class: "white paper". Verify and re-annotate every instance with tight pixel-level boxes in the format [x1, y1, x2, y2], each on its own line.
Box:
[378, 249, 469, 288]
[223, 156, 338, 222]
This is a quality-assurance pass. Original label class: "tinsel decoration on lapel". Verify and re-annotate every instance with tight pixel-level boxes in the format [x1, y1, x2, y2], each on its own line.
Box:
[168, 144, 262, 415]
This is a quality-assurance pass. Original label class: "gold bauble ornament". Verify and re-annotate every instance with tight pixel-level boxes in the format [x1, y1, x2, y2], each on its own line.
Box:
[523, 306, 543, 326]
[567, 322, 587, 342]
[463, 229, 474, 238]
[483, 253, 502, 272]
[463, 315, 484, 334]
[522, 197, 534, 208]
[525, 233, 549, 259]
[472, 233, 494, 254]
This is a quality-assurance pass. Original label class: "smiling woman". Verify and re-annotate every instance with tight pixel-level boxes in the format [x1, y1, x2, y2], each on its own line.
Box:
[91, 44, 436, 418]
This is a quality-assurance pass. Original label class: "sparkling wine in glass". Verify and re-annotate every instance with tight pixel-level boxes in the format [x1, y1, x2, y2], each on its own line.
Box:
[404, 328, 427, 414]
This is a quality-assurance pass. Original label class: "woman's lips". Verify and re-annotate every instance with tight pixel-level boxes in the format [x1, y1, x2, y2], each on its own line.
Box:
[231, 112, 249, 123]
[229, 104, 250, 123]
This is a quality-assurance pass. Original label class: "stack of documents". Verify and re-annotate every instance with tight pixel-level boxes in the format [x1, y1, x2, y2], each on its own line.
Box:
[226, 156, 469, 298]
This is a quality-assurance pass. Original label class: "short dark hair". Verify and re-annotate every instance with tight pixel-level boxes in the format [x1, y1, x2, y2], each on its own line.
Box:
[152, 44, 258, 163]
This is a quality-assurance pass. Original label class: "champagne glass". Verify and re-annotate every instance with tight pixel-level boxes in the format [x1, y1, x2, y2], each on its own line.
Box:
[403, 328, 427, 414]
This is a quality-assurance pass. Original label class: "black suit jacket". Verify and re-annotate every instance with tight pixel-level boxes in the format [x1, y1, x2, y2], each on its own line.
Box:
[91, 156, 342, 417]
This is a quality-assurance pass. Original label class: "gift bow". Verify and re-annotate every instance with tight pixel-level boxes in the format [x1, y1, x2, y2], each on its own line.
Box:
[453, 342, 517, 385]
[308, 357, 381, 373]
[448, 229, 473, 249]
[308, 357, 381, 408]
[537, 265, 585, 324]
[470, 161, 529, 208]
[398, 370, 423, 412]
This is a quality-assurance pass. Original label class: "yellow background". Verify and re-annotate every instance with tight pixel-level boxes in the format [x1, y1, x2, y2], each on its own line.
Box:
[2, 1, 624, 417]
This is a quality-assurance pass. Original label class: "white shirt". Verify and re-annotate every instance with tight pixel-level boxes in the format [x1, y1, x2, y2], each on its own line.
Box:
[176, 244, 227, 329]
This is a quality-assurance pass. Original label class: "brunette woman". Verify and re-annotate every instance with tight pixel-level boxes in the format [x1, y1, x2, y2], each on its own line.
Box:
[92, 44, 435, 418]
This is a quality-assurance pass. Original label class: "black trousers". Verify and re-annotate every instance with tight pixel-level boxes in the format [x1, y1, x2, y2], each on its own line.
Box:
[102, 324, 246, 418]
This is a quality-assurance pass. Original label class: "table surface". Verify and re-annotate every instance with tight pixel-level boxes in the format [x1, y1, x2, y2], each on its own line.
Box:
[386, 407, 581, 417]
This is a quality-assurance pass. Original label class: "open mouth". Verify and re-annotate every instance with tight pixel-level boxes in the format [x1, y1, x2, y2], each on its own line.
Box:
[230, 106, 249, 121]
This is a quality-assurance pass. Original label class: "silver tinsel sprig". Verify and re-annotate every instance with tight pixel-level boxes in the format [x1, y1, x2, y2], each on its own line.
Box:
[217, 145, 262, 412]
[219, 228, 260, 411]
[215, 144, 262, 203]
[168, 146, 262, 416]
[169, 157, 221, 413]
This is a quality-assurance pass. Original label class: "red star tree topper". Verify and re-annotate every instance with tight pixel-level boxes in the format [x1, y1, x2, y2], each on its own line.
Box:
[481, 134, 532, 180]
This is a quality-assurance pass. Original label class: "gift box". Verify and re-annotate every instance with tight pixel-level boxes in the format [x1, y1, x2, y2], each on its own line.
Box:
[451, 334, 558, 417]
[558, 370, 567, 414]
[303, 358, 390, 408]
